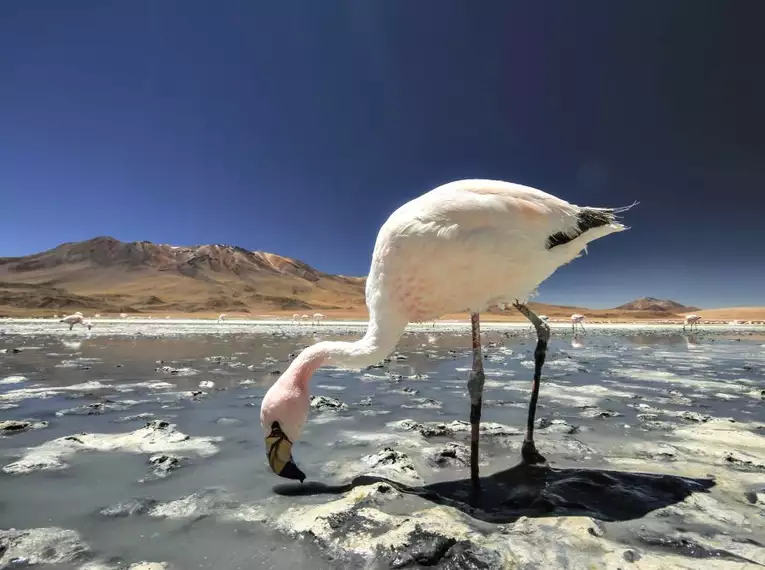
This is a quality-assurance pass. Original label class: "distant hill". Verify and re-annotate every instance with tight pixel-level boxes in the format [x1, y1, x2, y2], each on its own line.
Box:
[0, 237, 366, 315]
[614, 297, 700, 313]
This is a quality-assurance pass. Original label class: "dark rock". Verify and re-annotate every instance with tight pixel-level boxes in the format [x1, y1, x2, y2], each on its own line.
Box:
[99, 498, 159, 517]
[388, 529, 456, 568]
[724, 453, 765, 473]
[579, 407, 622, 419]
[679, 411, 711, 423]
[56, 400, 135, 417]
[147, 454, 183, 478]
[310, 396, 348, 412]
[384, 528, 501, 570]
[362, 447, 417, 475]
[535, 418, 580, 434]
[428, 442, 471, 468]
[402, 398, 443, 409]
[0, 420, 48, 435]
[623, 549, 641, 562]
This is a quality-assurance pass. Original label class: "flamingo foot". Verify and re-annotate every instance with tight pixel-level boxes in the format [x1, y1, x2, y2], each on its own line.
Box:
[521, 439, 547, 465]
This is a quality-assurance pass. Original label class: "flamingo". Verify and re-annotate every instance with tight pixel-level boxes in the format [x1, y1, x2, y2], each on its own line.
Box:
[60, 312, 92, 331]
[312, 313, 325, 326]
[300, 314, 310, 325]
[120, 313, 128, 319]
[217, 313, 227, 323]
[571, 313, 586, 333]
[684, 314, 701, 331]
[292, 313, 300, 324]
[260, 179, 632, 485]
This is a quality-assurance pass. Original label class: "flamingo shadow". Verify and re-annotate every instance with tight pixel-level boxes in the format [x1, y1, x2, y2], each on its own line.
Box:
[273, 462, 715, 524]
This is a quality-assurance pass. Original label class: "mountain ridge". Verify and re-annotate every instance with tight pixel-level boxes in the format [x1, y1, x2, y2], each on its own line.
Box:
[0, 237, 366, 314]
[614, 296, 700, 313]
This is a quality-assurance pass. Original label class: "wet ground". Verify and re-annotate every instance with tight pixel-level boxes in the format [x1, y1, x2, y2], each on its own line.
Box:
[1, 321, 764, 569]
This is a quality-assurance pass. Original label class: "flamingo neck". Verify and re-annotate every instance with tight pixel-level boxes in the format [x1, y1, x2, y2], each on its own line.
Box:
[286, 313, 407, 390]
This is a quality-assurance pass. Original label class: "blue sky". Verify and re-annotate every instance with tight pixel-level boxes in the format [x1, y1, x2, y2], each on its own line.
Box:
[1, 1, 763, 309]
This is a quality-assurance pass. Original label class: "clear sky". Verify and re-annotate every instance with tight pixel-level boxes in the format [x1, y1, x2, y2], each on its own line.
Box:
[1, 1, 763, 309]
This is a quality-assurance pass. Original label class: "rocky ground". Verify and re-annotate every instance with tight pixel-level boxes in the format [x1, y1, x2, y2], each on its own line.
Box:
[1, 324, 764, 568]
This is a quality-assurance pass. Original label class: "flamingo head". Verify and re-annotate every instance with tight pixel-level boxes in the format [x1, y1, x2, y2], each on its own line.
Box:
[85, 320, 93, 330]
[259, 349, 326, 482]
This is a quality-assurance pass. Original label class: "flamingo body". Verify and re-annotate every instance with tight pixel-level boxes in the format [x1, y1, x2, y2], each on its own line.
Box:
[60, 312, 91, 330]
[260, 179, 630, 481]
[684, 314, 701, 330]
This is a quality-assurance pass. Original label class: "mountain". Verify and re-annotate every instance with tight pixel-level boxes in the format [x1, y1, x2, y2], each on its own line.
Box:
[0, 237, 366, 315]
[614, 297, 700, 313]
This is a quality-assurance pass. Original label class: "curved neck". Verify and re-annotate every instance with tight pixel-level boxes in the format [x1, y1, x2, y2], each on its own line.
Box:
[285, 312, 407, 390]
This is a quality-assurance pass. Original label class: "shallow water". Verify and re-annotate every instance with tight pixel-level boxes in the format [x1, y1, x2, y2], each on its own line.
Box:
[1, 325, 765, 568]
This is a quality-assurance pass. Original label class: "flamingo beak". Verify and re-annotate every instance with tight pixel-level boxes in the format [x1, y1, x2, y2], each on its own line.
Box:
[265, 422, 305, 482]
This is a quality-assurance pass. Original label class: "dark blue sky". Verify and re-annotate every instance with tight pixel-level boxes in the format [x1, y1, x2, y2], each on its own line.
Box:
[1, 1, 763, 308]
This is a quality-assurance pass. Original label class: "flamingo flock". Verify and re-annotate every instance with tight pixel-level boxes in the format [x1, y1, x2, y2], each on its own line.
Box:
[261, 178, 633, 485]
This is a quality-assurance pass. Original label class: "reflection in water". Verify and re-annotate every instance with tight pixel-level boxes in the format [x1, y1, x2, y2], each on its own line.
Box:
[685, 334, 700, 349]
[571, 336, 585, 349]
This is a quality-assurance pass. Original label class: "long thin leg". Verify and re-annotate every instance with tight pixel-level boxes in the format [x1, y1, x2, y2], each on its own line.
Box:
[513, 301, 549, 465]
[467, 312, 485, 486]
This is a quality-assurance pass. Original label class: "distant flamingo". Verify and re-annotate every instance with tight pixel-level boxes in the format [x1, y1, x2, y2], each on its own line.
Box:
[291, 313, 300, 324]
[60, 312, 91, 331]
[312, 313, 325, 326]
[684, 314, 701, 331]
[300, 314, 310, 325]
[217, 314, 227, 323]
[571, 313, 586, 333]
[260, 178, 631, 486]
[120, 313, 128, 319]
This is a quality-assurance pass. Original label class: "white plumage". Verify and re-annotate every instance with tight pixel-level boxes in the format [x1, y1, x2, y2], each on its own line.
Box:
[684, 314, 701, 331]
[60, 312, 91, 330]
[260, 179, 632, 485]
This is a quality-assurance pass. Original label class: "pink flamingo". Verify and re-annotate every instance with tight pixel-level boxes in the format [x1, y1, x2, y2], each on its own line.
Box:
[571, 313, 586, 333]
[261, 179, 632, 485]
[60, 312, 92, 331]
[684, 314, 701, 331]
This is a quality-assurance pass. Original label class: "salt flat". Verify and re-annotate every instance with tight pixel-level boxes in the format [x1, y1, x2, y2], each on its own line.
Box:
[1, 324, 764, 568]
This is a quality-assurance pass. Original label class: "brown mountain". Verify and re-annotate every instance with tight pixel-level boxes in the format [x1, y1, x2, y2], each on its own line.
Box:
[614, 297, 699, 313]
[0, 237, 366, 315]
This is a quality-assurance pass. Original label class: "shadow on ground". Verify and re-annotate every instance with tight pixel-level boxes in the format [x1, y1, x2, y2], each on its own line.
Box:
[274, 462, 715, 524]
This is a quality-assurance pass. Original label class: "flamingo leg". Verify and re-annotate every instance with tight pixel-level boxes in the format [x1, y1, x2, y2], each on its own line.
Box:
[513, 302, 549, 465]
[467, 312, 485, 486]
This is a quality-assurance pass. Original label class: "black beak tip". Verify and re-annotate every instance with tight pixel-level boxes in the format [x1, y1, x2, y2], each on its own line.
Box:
[278, 460, 307, 483]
